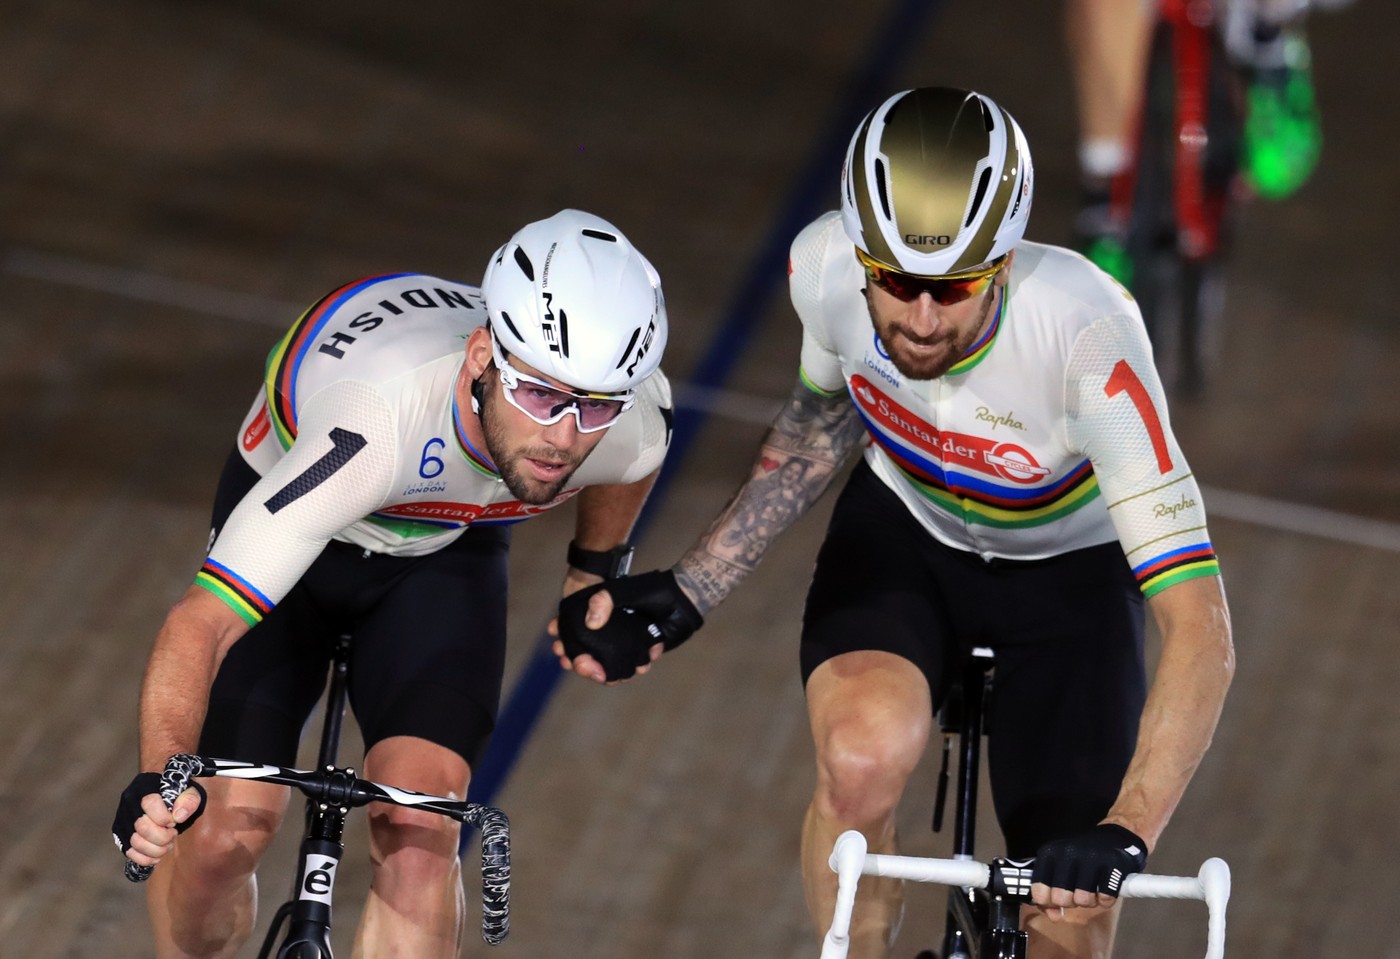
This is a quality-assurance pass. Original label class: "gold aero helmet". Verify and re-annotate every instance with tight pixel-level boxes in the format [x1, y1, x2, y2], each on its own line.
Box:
[840, 87, 1034, 275]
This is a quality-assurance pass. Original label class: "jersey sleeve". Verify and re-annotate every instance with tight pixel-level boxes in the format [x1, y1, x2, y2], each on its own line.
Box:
[1064, 315, 1221, 597]
[789, 214, 848, 396]
[195, 379, 399, 625]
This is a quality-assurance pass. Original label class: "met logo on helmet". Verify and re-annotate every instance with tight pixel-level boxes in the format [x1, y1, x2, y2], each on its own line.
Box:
[905, 234, 951, 246]
[624, 318, 657, 378]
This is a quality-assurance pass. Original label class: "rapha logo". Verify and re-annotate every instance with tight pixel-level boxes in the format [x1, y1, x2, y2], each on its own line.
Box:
[1153, 494, 1197, 520]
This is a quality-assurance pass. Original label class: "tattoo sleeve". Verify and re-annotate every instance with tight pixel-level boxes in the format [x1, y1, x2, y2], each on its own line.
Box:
[674, 378, 864, 614]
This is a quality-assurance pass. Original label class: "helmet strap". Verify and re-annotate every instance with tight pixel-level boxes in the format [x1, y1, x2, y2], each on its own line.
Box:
[470, 375, 485, 415]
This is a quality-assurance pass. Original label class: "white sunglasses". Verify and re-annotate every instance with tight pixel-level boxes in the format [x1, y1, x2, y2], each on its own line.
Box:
[489, 332, 634, 433]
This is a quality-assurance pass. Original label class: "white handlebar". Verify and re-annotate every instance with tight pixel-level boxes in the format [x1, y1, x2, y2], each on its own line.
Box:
[819, 830, 1229, 959]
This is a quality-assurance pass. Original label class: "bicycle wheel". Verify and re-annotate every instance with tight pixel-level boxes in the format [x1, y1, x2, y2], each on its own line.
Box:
[1124, 6, 1242, 396]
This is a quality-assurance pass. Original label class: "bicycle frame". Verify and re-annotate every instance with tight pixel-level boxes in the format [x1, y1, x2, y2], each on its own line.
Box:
[123, 636, 510, 957]
[821, 648, 1230, 959]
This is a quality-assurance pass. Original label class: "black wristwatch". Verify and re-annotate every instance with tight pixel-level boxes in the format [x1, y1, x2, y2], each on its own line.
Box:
[567, 540, 634, 578]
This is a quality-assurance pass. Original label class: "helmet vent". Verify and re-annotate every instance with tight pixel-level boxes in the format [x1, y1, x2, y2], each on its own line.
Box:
[497, 310, 524, 343]
[967, 168, 992, 227]
[977, 98, 993, 131]
[874, 157, 892, 219]
[512, 247, 535, 281]
[581, 229, 618, 242]
[614, 326, 642, 370]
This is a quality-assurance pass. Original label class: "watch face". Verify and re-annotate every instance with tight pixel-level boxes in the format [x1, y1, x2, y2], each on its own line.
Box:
[613, 551, 633, 578]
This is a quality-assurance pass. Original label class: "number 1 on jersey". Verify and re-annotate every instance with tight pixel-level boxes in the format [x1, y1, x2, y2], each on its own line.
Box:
[264, 427, 368, 514]
[1105, 360, 1173, 474]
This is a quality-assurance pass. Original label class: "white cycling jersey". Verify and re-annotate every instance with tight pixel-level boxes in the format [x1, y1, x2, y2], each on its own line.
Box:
[197, 272, 671, 626]
[790, 211, 1218, 597]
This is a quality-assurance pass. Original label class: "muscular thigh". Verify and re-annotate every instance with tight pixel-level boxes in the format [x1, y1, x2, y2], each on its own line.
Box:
[979, 541, 1147, 858]
[801, 460, 961, 702]
[347, 524, 510, 768]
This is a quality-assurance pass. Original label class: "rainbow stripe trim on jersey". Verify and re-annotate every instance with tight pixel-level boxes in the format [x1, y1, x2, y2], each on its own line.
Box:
[452, 397, 500, 478]
[194, 559, 274, 627]
[1131, 541, 1220, 597]
[848, 373, 1100, 529]
[873, 434, 1101, 528]
[263, 274, 415, 448]
[946, 287, 1005, 376]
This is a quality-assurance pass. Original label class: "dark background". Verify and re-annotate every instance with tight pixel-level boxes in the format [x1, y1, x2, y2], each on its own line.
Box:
[1, 2, 1395, 957]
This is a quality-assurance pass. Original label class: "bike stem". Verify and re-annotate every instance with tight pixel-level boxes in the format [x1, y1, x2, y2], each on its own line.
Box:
[275, 772, 355, 959]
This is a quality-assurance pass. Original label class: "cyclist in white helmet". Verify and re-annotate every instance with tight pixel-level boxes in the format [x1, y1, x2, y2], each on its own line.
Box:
[113, 209, 674, 959]
[556, 88, 1234, 959]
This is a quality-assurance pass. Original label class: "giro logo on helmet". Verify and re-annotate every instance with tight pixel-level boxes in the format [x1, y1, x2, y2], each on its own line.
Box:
[904, 234, 952, 246]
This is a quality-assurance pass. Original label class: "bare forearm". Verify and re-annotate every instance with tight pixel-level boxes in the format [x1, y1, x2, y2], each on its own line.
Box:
[573, 469, 659, 550]
[138, 586, 247, 770]
[675, 381, 863, 614]
[1105, 577, 1235, 849]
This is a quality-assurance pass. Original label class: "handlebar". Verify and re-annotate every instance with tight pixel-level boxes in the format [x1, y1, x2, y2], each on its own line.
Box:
[820, 830, 1229, 959]
[123, 754, 511, 944]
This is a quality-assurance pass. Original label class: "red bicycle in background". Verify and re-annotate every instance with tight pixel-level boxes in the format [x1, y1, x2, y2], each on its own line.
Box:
[1096, 0, 1245, 397]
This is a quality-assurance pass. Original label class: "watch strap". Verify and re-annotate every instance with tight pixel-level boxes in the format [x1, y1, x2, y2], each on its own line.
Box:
[567, 540, 634, 578]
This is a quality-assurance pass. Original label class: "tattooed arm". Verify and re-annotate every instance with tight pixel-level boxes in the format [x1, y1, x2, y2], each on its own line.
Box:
[674, 378, 865, 615]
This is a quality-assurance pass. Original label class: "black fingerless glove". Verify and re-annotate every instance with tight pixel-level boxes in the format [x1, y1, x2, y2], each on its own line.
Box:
[557, 569, 704, 681]
[1031, 823, 1148, 897]
[111, 772, 207, 856]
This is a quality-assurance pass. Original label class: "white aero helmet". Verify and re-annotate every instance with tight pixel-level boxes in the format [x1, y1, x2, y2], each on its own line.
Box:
[481, 209, 667, 395]
[840, 87, 1034, 275]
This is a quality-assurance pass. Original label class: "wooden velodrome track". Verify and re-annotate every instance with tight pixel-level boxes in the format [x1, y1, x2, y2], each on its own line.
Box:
[2, 1, 1396, 956]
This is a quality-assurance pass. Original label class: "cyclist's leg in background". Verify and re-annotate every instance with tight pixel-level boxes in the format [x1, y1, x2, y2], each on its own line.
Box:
[981, 542, 1147, 959]
[799, 461, 956, 959]
[345, 523, 510, 959]
[1065, 0, 1153, 264]
[147, 451, 338, 959]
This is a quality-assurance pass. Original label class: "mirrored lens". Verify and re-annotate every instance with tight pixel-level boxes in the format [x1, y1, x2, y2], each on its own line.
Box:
[505, 381, 628, 432]
[856, 251, 1006, 305]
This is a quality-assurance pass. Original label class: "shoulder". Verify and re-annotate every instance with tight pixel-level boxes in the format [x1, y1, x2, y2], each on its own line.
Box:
[1006, 242, 1149, 356]
[789, 211, 863, 344]
[789, 211, 852, 300]
[271, 273, 485, 391]
[1010, 243, 1142, 326]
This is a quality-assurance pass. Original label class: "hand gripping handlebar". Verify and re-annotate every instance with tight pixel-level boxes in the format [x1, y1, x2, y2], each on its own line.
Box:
[819, 830, 1229, 959]
[123, 754, 512, 944]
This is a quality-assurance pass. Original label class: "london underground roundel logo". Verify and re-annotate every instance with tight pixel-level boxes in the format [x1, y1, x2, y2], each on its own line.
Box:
[873, 330, 891, 360]
[984, 443, 1050, 484]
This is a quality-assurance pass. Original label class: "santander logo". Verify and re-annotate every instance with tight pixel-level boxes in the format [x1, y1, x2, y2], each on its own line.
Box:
[849, 375, 1049, 485]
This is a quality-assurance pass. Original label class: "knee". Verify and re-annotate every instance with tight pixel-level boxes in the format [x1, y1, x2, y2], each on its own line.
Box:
[173, 795, 282, 892]
[367, 805, 462, 898]
[814, 721, 925, 826]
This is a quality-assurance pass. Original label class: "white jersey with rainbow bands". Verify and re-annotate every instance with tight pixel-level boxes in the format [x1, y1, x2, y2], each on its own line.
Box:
[790, 211, 1219, 597]
[195, 272, 672, 626]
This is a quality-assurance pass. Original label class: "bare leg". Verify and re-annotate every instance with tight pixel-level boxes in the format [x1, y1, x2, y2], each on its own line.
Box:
[352, 735, 470, 959]
[147, 777, 289, 959]
[1065, 0, 1154, 176]
[803, 651, 932, 959]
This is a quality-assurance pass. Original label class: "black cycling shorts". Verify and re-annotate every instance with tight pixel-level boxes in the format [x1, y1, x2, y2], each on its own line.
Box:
[198, 449, 511, 768]
[802, 459, 1147, 858]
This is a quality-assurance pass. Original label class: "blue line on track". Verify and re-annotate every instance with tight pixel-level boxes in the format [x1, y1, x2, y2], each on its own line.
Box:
[465, 0, 943, 816]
